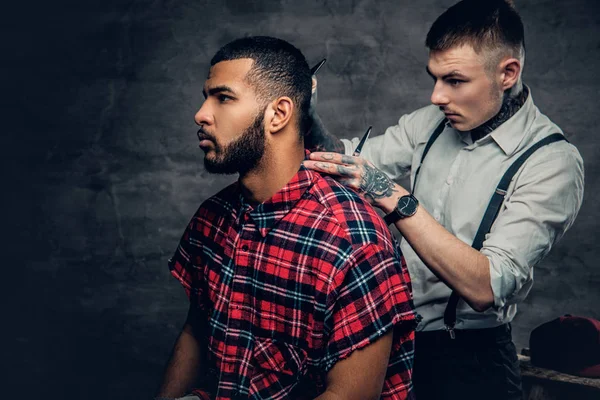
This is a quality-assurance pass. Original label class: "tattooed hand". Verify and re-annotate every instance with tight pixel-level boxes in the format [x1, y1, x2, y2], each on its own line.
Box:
[304, 152, 403, 209]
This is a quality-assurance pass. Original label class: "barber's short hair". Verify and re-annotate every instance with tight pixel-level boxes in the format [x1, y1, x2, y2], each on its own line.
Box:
[211, 36, 312, 136]
[426, 0, 525, 68]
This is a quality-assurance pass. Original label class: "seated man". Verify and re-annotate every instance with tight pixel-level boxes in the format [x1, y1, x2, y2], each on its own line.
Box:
[155, 36, 417, 400]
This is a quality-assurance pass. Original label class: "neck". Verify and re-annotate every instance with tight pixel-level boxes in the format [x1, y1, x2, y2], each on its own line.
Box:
[239, 136, 305, 205]
[471, 85, 528, 141]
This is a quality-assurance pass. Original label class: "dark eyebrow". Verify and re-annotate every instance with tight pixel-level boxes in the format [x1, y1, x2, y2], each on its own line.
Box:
[202, 85, 237, 99]
[425, 66, 469, 81]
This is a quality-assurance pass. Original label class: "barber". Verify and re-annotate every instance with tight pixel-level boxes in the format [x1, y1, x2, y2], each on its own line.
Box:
[303, 1, 584, 399]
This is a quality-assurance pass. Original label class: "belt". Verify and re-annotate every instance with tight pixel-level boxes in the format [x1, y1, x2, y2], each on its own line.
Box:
[416, 323, 512, 346]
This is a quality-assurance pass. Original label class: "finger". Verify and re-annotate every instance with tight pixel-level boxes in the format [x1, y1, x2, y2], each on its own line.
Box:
[309, 152, 362, 165]
[303, 160, 341, 176]
[303, 160, 360, 178]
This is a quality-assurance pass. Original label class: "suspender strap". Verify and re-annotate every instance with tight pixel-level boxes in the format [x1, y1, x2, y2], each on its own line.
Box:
[410, 120, 567, 336]
[470, 133, 567, 250]
[443, 133, 567, 335]
[412, 118, 447, 192]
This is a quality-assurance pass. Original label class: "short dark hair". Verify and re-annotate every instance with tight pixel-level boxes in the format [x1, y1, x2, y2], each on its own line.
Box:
[426, 0, 525, 66]
[211, 36, 312, 136]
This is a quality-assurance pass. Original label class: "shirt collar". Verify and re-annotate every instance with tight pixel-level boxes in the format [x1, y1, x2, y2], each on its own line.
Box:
[238, 163, 317, 238]
[487, 86, 535, 156]
[451, 86, 535, 155]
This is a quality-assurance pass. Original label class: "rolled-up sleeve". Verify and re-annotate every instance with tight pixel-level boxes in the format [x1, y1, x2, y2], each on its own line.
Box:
[482, 145, 584, 308]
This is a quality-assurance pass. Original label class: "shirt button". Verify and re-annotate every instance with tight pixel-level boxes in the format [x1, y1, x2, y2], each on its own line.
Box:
[242, 244, 249, 251]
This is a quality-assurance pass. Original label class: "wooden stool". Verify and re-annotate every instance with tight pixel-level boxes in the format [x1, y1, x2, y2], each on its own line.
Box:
[519, 350, 600, 399]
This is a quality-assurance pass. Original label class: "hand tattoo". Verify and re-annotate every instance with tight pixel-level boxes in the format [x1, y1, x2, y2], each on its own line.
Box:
[359, 165, 397, 201]
[336, 164, 358, 176]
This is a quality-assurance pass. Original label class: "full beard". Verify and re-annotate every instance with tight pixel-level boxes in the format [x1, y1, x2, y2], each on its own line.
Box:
[203, 112, 266, 175]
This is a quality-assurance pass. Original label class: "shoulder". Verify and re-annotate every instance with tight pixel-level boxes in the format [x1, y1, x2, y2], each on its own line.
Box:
[394, 104, 446, 143]
[524, 107, 584, 173]
[189, 182, 238, 228]
[307, 173, 396, 251]
[404, 103, 443, 123]
[509, 116, 584, 210]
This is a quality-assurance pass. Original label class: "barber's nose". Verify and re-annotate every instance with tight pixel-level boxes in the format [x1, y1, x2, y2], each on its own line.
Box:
[194, 102, 214, 126]
[430, 82, 449, 106]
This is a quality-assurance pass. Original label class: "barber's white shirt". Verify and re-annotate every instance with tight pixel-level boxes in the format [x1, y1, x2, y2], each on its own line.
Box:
[342, 89, 584, 331]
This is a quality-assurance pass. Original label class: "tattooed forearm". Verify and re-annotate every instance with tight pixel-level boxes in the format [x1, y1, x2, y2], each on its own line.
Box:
[360, 165, 398, 201]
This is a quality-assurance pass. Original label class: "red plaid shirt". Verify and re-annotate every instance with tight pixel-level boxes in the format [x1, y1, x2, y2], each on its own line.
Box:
[169, 165, 417, 399]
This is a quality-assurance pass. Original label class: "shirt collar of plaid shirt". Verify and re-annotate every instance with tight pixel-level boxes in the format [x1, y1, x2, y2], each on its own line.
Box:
[235, 163, 318, 238]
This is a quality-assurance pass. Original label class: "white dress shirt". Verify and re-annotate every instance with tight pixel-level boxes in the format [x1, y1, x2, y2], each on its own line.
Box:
[342, 89, 584, 331]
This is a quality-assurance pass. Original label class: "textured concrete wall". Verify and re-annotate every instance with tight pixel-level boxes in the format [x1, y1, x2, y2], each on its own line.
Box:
[5, 0, 599, 398]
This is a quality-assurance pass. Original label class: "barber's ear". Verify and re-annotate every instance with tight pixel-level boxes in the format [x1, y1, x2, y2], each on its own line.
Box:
[499, 57, 521, 91]
[266, 96, 293, 134]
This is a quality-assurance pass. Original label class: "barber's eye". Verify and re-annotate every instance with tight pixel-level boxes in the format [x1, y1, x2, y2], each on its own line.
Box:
[218, 94, 232, 103]
[448, 79, 463, 86]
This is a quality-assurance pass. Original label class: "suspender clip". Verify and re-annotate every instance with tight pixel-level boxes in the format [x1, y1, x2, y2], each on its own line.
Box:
[495, 188, 507, 196]
[445, 324, 456, 340]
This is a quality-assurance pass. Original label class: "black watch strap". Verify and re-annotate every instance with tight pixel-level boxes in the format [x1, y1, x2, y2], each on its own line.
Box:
[383, 194, 418, 225]
[384, 208, 402, 225]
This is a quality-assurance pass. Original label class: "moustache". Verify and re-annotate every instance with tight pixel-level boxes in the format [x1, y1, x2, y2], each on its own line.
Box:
[440, 107, 458, 115]
[197, 128, 216, 143]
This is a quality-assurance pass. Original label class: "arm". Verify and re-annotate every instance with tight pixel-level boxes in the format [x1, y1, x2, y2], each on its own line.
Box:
[319, 238, 416, 399]
[303, 145, 584, 312]
[156, 304, 207, 398]
[315, 332, 393, 400]
[304, 153, 493, 311]
[387, 185, 494, 311]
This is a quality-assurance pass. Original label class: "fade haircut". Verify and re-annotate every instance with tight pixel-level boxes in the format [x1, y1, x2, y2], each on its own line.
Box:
[426, 0, 525, 75]
[211, 36, 312, 137]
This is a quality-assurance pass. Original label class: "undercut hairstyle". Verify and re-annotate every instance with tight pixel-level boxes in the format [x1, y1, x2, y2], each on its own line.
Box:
[211, 36, 312, 137]
[426, 0, 525, 73]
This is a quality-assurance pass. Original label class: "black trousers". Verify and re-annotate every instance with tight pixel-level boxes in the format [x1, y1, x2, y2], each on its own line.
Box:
[413, 324, 522, 400]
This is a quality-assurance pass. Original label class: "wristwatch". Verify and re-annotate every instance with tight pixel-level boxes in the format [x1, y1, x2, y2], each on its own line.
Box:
[383, 193, 419, 225]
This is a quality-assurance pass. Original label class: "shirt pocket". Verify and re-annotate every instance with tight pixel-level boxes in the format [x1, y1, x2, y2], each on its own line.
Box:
[253, 338, 307, 376]
[249, 337, 309, 397]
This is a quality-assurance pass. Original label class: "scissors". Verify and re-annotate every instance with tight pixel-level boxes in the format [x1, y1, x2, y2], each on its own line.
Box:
[353, 126, 372, 156]
[310, 58, 327, 75]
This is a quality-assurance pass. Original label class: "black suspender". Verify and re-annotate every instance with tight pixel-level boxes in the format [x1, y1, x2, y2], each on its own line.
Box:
[413, 118, 447, 193]
[470, 133, 567, 251]
[414, 120, 567, 338]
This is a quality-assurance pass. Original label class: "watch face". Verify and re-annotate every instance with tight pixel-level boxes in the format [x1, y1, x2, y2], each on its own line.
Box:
[398, 195, 418, 217]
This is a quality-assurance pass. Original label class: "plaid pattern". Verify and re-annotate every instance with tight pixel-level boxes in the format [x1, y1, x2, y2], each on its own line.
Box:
[170, 165, 417, 399]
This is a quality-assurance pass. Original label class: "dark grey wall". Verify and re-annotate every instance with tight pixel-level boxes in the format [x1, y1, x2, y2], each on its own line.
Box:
[4, 1, 599, 398]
